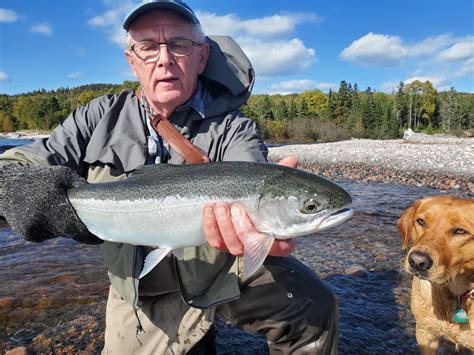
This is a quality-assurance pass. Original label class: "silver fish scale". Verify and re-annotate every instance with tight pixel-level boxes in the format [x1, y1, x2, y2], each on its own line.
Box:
[69, 162, 285, 201]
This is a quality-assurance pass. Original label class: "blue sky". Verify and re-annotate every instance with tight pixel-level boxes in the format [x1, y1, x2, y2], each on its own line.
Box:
[0, 0, 473, 96]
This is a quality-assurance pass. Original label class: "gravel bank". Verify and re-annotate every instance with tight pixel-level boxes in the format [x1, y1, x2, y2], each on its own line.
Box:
[269, 133, 473, 193]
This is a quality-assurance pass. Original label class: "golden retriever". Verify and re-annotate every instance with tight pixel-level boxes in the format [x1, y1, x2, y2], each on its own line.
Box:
[398, 195, 474, 354]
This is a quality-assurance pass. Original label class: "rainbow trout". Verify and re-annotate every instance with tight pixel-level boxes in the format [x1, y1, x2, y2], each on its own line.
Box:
[68, 162, 353, 279]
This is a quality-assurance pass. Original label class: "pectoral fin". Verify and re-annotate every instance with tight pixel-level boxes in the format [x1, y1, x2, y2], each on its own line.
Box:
[139, 247, 172, 279]
[241, 232, 275, 280]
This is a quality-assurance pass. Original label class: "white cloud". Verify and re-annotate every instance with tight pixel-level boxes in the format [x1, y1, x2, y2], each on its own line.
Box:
[88, 5, 318, 77]
[198, 11, 318, 77]
[436, 85, 453, 92]
[457, 57, 474, 76]
[404, 75, 446, 88]
[340, 32, 407, 67]
[87, 1, 135, 47]
[437, 36, 474, 62]
[0, 71, 9, 81]
[406, 34, 455, 57]
[380, 81, 401, 93]
[238, 37, 315, 76]
[270, 79, 336, 94]
[30, 23, 53, 35]
[340, 33, 466, 67]
[380, 77, 447, 93]
[0, 8, 18, 23]
[67, 72, 83, 79]
[391, 55, 473, 92]
[197, 11, 320, 38]
[341, 33, 474, 91]
[379, 70, 455, 92]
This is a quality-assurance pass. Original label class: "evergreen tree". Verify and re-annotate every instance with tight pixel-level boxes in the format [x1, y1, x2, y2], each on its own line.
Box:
[395, 81, 408, 128]
[274, 99, 289, 120]
[362, 87, 376, 138]
[326, 89, 338, 123]
[258, 95, 274, 120]
[439, 87, 460, 132]
[296, 97, 309, 119]
[288, 97, 297, 120]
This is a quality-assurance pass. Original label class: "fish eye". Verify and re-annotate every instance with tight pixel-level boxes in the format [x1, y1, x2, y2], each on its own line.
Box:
[301, 199, 320, 214]
[416, 218, 425, 226]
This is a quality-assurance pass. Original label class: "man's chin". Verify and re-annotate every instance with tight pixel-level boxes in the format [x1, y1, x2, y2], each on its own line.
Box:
[150, 92, 187, 112]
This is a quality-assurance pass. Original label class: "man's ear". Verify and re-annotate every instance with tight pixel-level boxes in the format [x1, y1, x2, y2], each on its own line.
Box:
[397, 200, 421, 250]
[125, 50, 138, 78]
[197, 44, 210, 74]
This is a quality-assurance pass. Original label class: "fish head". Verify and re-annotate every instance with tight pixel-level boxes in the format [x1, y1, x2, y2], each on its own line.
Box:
[252, 165, 353, 238]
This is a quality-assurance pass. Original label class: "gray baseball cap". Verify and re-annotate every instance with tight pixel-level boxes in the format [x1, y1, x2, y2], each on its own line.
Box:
[123, 0, 200, 30]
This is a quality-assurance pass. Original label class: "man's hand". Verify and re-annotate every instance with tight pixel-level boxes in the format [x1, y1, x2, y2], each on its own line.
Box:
[202, 156, 297, 257]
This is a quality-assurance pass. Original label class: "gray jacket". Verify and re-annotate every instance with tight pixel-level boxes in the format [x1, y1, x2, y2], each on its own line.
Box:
[0, 36, 267, 308]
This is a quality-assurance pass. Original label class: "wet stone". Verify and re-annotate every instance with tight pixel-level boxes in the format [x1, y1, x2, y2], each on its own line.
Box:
[0, 297, 15, 310]
[10, 329, 36, 344]
[6, 346, 30, 355]
[344, 265, 368, 277]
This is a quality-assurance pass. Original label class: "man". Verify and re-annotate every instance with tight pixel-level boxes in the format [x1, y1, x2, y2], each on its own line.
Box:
[0, 1, 338, 353]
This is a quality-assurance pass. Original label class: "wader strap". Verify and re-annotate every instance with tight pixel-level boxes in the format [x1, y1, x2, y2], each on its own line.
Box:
[136, 87, 210, 164]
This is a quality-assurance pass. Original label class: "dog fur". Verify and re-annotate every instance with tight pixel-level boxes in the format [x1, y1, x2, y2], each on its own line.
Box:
[398, 195, 474, 354]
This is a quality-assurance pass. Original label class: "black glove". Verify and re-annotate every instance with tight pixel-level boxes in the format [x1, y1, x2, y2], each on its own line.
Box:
[0, 164, 102, 244]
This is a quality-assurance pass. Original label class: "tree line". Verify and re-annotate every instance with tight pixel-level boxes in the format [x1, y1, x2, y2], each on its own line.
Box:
[0, 80, 472, 142]
[243, 80, 473, 141]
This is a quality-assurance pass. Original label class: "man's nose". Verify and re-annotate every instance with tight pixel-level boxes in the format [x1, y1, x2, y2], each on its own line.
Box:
[156, 44, 174, 66]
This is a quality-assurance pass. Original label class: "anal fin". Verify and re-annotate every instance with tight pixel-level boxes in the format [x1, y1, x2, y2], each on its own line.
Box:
[139, 247, 172, 279]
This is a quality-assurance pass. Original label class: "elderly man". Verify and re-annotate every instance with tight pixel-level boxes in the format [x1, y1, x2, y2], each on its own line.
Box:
[0, 1, 338, 354]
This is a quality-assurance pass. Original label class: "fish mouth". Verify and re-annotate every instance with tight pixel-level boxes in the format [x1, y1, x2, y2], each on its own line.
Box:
[317, 207, 353, 232]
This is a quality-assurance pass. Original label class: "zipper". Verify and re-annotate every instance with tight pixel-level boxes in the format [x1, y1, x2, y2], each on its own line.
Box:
[132, 245, 144, 342]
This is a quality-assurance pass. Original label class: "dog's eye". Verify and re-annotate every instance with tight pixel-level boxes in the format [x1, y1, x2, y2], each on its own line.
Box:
[453, 228, 468, 235]
[416, 218, 425, 226]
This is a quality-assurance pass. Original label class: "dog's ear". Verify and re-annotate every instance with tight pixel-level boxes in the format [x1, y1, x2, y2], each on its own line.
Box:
[397, 200, 421, 250]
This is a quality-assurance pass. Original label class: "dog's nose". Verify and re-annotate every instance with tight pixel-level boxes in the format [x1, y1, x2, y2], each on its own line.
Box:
[408, 251, 433, 272]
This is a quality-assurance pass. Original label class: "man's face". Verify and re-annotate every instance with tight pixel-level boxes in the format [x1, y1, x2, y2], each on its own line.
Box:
[125, 10, 209, 115]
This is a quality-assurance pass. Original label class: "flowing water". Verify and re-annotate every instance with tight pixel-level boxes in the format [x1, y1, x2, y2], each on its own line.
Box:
[0, 140, 471, 354]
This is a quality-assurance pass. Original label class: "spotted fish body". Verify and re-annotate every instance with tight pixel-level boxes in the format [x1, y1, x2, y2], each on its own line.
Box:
[68, 162, 353, 278]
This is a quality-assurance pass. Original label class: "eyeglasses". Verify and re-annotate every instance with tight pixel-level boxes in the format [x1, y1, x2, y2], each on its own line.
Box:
[129, 39, 202, 63]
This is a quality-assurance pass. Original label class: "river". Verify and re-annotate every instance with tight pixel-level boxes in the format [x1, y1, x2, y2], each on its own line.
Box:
[0, 139, 471, 354]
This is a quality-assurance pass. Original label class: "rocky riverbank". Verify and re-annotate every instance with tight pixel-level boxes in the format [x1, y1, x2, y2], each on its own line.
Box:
[268, 133, 473, 193]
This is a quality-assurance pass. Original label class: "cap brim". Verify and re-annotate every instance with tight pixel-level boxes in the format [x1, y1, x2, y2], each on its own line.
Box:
[123, 2, 199, 30]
